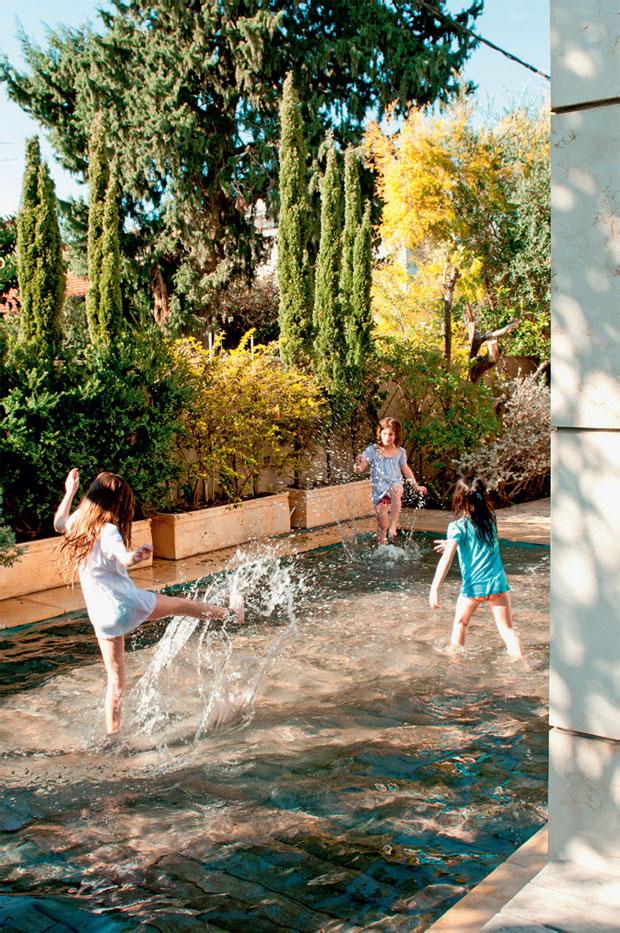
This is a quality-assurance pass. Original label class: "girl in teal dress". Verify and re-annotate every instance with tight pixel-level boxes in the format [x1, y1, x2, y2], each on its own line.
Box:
[429, 476, 524, 658]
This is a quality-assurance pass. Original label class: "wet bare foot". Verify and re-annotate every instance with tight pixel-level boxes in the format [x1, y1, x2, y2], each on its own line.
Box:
[388, 525, 398, 538]
[229, 592, 245, 624]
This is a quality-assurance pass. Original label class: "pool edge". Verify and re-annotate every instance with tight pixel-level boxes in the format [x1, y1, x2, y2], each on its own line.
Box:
[426, 824, 549, 932]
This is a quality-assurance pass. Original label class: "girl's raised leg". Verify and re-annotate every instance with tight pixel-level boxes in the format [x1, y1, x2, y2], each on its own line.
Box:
[97, 634, 126, 734]
[451, 594, 480, 647]
[488, 592, 524, 658]
[387, 483, 404, 538]
[145, 592, 244, 624]
[374, 501, 389, 545]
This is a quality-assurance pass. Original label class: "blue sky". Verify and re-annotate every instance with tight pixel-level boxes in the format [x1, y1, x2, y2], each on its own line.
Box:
[0, 1, 550, 217]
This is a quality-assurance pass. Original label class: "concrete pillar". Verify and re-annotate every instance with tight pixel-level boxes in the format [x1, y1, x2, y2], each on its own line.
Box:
[550, 1, 620, 870]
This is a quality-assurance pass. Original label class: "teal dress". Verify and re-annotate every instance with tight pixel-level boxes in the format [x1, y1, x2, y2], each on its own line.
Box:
[447, 517, 509, 598]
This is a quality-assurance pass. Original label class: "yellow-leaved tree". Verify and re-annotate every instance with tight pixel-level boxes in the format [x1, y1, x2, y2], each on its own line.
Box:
[366, 100, 549, 380]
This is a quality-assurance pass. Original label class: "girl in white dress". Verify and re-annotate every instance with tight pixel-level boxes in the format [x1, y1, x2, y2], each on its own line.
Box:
[54, 469, 244, 734]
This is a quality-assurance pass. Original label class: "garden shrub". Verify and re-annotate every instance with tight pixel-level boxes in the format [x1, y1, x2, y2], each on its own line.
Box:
[175, 333, 323, 505]
[378, 338, 497, 504]
[0, 330, 191, 538]
[456, 374, 550, 503]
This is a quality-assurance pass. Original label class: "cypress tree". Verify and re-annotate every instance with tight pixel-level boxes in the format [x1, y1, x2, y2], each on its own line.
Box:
[348, 202, 373, 372]
[277, 73, 312, 368]
[30, 162, 65, 355]
[339, 148, 362, 330]
[16, 136, 41, 342]
[313, 145, 344, 389]
[86, 115, 110, 343]
[98, 174, 123, 340]
[16, 137, 65, 355]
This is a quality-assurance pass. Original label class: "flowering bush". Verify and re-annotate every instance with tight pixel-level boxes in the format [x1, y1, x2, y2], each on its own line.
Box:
[175, 333, 323, 505]
[456, 374, 550, 502]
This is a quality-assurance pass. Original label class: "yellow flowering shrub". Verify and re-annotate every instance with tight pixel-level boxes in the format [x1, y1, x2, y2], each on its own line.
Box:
[175, 333, 323, 504]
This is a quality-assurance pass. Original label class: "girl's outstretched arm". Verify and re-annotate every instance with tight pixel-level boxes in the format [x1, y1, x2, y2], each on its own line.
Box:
[429, 539, 457, 609]
[353, 454, 369, 474]
[110, 541, 153, 568]
[53, 469, 80, 533]
[401, 463, 427, 495]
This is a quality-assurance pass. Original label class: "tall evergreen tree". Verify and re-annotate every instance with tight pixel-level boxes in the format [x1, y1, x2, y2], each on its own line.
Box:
[16, 137, 65, 355]
[30, 162, 65, 355]
[313, 145, 344, 390]
[16, 136, 41, 342]
[99, 174, 123, 340]
[86, 115, 109, 342]
[348, 202, 373, 372]
[2, 1, 483, 321]
[277, 73, 312, 368]
[339, 148, 362, 329]
[87, 116, 122, 343]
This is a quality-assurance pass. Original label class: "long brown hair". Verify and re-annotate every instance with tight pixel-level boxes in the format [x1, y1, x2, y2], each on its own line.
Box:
[452, 476, 496, 548]
[61, 472, 135, 577]
[376, 417, 402, 448]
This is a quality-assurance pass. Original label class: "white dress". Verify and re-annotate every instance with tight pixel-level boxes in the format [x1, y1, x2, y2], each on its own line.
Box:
[76, 522, 157, 639]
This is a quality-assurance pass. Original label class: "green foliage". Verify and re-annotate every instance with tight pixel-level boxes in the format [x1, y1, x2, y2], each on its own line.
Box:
[378, 336, 497, 504]
[0, 503, 23, 567]
[87, 117, 122, 343]
[2, 0, 483, 323]
[0, 216, 18, 295]
[175, 335, 323, 504]
[313, 146, 344, 391]
[0, 332, 190, 538]
[277, 74, 312, 368]
[16, 137, 65, 357]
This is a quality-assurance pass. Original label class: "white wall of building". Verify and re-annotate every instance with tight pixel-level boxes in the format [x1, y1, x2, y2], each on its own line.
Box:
[549, 0, 620, 869]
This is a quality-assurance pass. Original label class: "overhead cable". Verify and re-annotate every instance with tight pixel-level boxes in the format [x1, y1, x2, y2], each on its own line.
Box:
[418, 0, 551, 81]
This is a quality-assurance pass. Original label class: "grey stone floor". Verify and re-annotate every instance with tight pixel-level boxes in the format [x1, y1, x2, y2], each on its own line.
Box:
[481, 860, 620, 932]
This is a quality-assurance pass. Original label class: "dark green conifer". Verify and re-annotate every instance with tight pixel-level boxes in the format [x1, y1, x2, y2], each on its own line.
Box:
[86, 115, 113, 343]
[313, 145, 343, 389]
[349, 202, 373, 372]
[30, 162, 65, 355]
[339, 148, 362, 330]
[98, 175, 122, 340]
[277, 73, 312, 368]
[16, 137, 65, 355]
[3, 1, 482, 320]
[16, 136, 41, 342]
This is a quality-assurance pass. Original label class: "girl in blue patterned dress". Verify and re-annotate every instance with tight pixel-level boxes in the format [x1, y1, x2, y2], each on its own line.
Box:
[354, 417, 426, 545]
[429, 476, 523, 658]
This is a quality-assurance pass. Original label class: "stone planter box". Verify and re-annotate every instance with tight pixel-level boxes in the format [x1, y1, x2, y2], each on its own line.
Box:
[288, 480, 372, 529]
[0, 519, 153, 602]
[150, 491, 291, 560]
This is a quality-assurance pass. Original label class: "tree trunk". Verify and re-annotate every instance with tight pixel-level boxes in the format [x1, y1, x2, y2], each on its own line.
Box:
[442, 265, 459, 362]
[152, 265, 170, 327]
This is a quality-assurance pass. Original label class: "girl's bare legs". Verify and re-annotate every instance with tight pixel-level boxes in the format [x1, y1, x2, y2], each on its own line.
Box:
[488, 592, 524, 658]
[145, 592, 244, 624]
[387, 483, 404, 537]
[97, 634, 125, 734]
[451, 594, 480, 647]
[374, 500, 389, 545]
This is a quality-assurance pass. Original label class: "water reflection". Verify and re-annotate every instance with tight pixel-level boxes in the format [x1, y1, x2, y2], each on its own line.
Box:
[0, 535, 549, 930]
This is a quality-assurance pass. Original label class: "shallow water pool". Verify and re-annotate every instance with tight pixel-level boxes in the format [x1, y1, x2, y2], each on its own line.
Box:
[0, 532, 549, 931]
